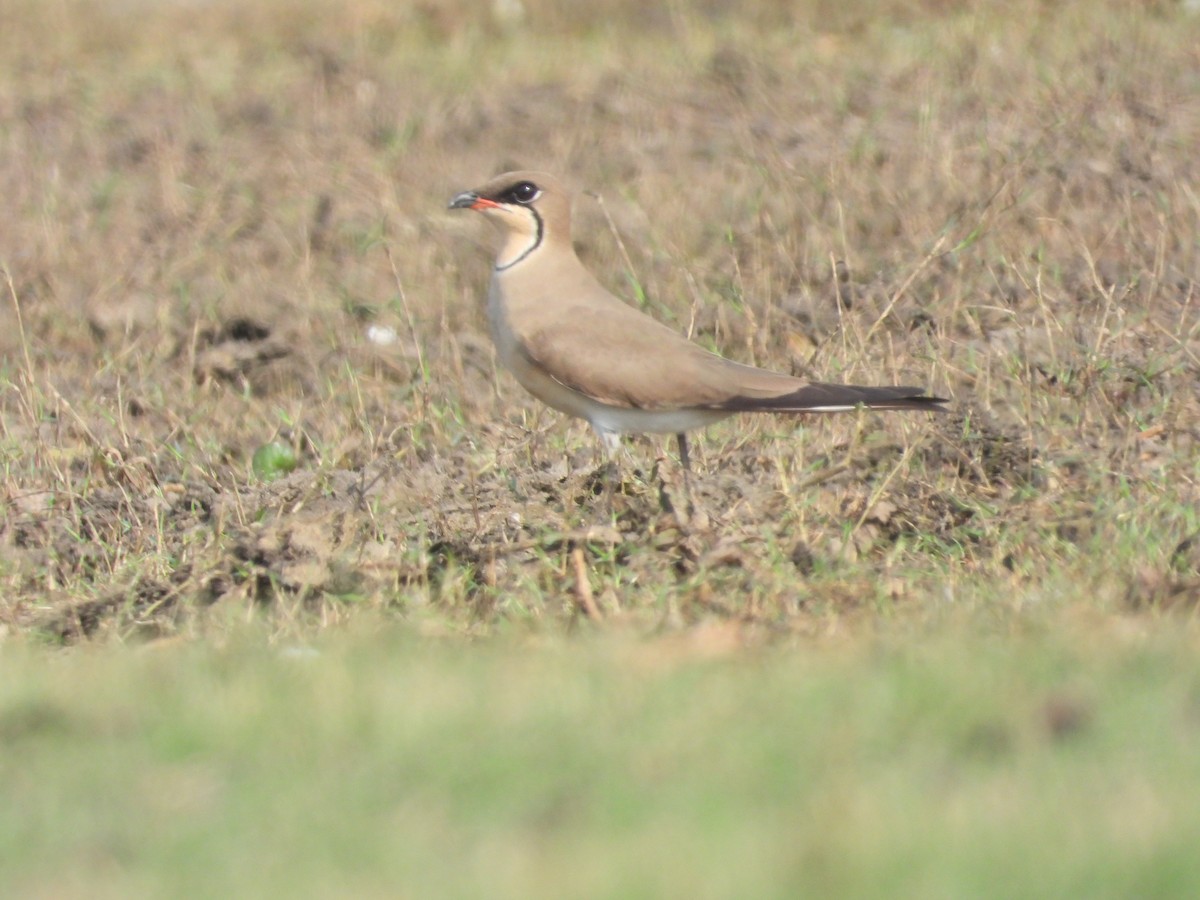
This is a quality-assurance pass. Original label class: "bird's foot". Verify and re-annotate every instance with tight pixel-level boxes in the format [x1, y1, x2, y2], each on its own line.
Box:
[652, 457, 711, 532]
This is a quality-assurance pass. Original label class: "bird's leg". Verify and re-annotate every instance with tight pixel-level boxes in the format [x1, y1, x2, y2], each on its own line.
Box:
[676, 432, 695, 516]
[671, 432, 711, 530]
[598, 428, 622, 522]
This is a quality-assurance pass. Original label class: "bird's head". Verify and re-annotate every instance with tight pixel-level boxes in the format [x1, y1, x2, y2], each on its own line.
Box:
[449, 171, 571, 269]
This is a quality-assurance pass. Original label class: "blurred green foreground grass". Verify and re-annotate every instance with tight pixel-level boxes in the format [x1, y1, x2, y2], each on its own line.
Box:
[3, 623, 1200, 898]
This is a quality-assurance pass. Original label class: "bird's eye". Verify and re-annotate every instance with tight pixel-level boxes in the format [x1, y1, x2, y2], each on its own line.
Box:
[505, 181, 540, 204]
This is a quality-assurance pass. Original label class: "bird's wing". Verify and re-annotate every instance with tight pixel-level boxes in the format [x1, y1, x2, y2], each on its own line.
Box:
[519, 301, 803, 411]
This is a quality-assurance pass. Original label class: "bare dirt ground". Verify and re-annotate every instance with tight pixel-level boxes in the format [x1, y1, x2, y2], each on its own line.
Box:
[1, 0, 1197, 643]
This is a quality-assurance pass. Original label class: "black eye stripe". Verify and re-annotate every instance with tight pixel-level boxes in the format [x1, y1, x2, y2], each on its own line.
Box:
[498, 181, 540, 205]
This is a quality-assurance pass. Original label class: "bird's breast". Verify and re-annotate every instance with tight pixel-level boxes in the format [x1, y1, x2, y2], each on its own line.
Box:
[486, 278, 596, 421]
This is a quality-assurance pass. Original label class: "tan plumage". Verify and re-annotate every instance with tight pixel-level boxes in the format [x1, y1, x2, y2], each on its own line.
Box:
[449, 170, 946, 481]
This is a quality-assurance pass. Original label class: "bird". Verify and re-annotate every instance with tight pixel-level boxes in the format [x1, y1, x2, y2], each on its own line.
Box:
[448, 170, 946, 507]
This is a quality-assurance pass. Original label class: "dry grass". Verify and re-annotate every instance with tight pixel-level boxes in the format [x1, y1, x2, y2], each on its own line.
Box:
[1, 0, 1198, 643]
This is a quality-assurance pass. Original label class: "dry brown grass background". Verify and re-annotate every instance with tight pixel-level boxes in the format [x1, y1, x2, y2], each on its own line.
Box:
[1, 0, 1198, 642]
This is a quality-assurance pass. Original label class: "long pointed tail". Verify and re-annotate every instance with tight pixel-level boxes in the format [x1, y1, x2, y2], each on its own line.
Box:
[716, 382, 947, 414]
